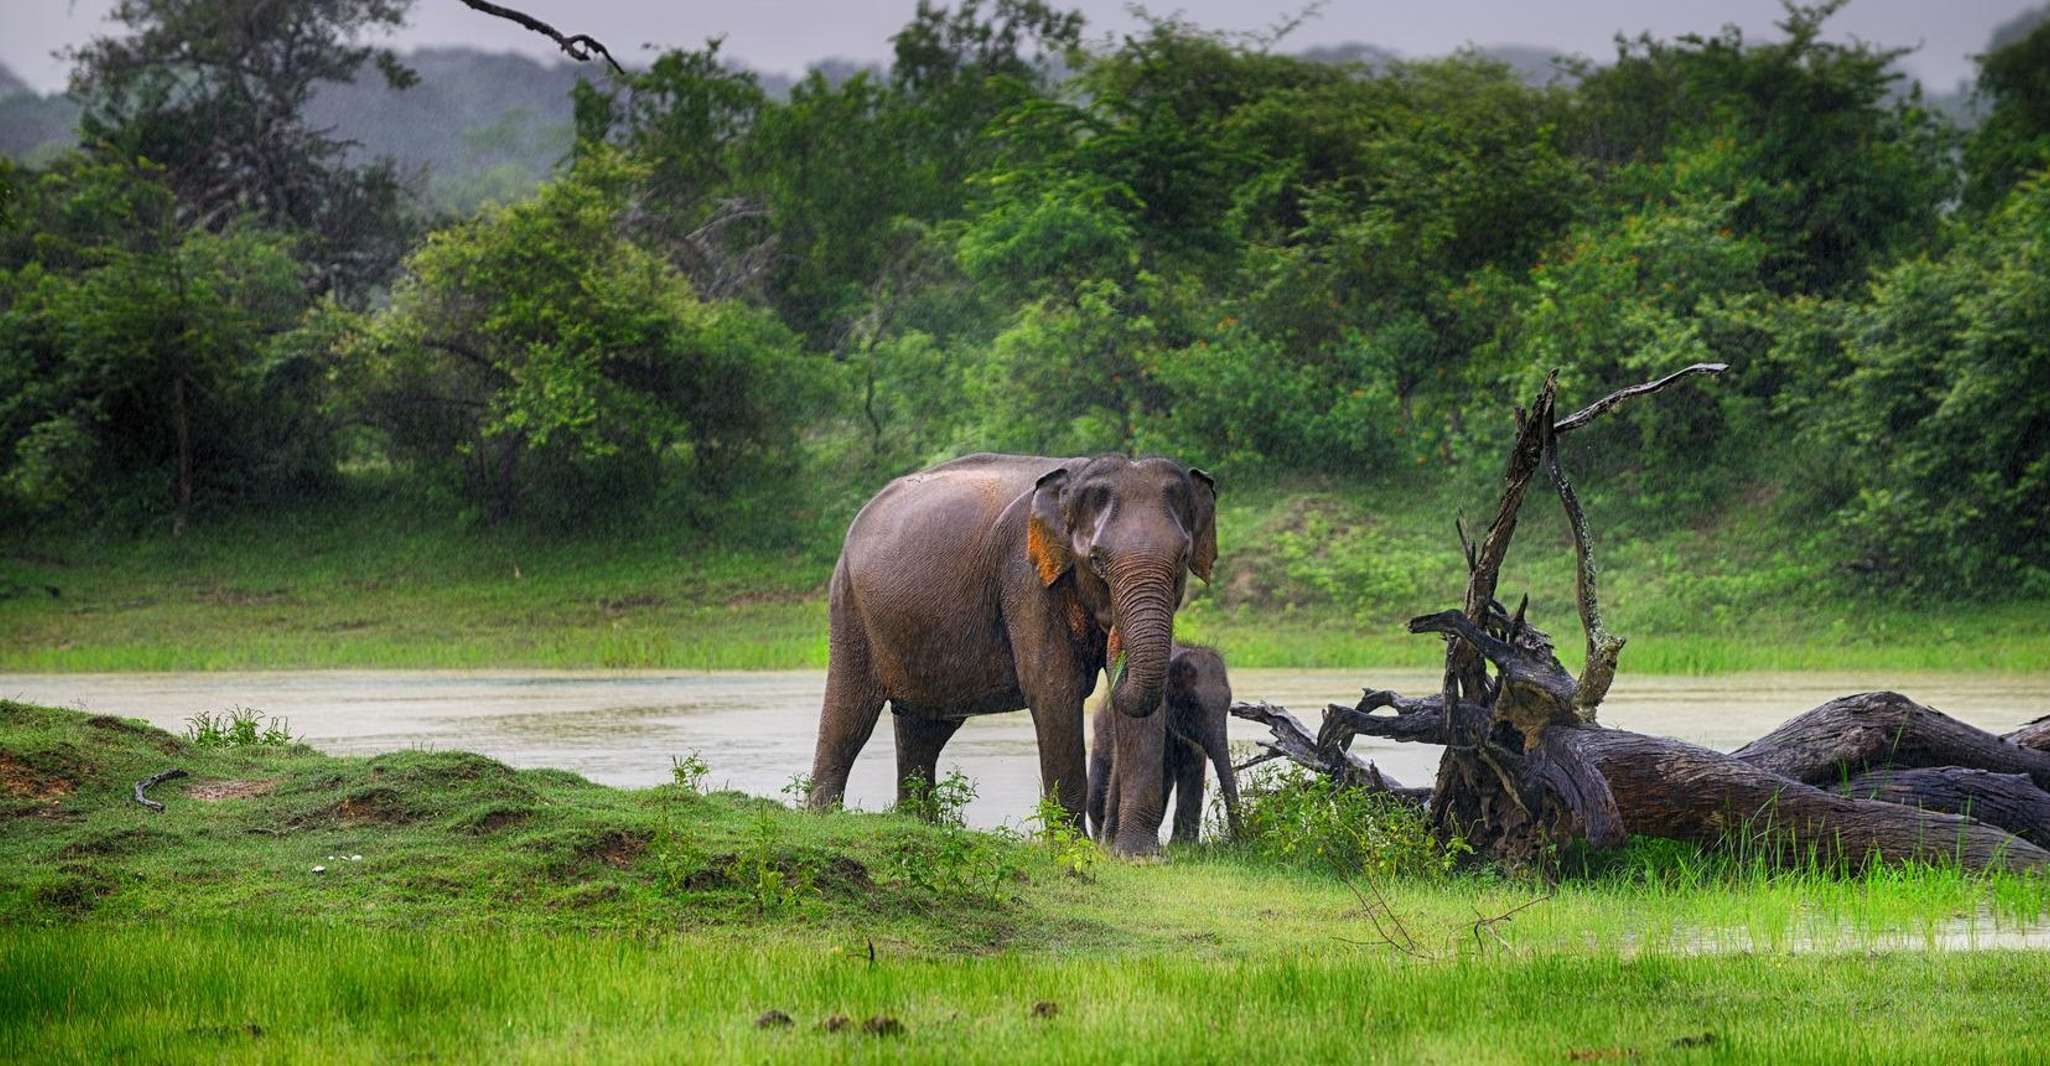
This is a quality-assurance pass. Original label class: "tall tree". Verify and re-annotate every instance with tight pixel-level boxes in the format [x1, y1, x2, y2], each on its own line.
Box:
[1562, 1, 1953, 296]
[68, 0, 419, 302]
[1963, 15, 2050, 212]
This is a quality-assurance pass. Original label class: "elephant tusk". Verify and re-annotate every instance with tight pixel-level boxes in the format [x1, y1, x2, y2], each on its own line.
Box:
[1106, 625, 1125, 689]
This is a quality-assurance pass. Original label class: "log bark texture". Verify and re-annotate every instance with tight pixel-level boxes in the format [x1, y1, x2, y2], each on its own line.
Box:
[1731, 692, 2050, 791]
[1835, 768, 2050, 849]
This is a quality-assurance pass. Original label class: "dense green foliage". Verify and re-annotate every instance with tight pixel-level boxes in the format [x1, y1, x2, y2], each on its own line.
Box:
[0, 160, 330, 525]
[345, 149, 817, 522]
[4, 1, 2047, 597]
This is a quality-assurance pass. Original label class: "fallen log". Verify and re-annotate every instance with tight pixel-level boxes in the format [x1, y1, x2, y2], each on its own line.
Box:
[1835, 768, 2050, 850]
[1732, 692, 2050, 791]
[1236, 364, 2050, 873]
[2007, 715, 2050, 753]
[1304, 694, 2050, 869]
[1556, 729, 2050, 870]
[1242, 694, 2050, 870]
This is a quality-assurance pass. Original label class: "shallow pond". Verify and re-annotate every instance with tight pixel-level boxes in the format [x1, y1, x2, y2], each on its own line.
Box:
[8, 669, 2048, 829]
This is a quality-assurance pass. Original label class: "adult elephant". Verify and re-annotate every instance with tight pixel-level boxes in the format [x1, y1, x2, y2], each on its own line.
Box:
[805, 453, 1217, 824]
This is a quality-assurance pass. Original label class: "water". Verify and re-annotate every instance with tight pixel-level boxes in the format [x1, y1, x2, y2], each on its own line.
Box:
[8, 669, 2047, 829]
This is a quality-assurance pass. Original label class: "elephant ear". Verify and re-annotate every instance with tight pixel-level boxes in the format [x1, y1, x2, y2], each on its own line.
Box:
[1026, 467, 1073, 586]
[1188, 467, 1218, 582]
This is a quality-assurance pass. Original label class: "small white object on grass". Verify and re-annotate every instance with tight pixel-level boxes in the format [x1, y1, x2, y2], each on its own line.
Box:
[349, 855, 362, 862]
[312, 865, 327, 874]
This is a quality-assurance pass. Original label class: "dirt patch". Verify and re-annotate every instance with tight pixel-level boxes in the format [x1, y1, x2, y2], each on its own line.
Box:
[60, 826, 162, 858]
[190, 779, 279, 802]
[581, 829, 652, 869]
[196, 584, 294, 607]
[722, 586, 823, 607]
[821, 856, 874, 892]
[0, 753, 74, 801]
[36, 865, 117, 913]
[598, 592, 667, 616]
[461, 805, 532, 833]
[331, 786, 412, 824]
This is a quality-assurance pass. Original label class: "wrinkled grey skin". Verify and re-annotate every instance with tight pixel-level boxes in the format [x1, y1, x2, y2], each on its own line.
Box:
[1086, 644, 1243, 856]
[806, 453, 1217, 824]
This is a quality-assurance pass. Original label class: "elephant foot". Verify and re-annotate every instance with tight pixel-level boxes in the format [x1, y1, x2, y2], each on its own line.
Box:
[1109, 836, 1164, 860]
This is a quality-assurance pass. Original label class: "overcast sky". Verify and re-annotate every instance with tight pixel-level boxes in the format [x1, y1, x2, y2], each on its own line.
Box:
[2, 0, 2039, 95]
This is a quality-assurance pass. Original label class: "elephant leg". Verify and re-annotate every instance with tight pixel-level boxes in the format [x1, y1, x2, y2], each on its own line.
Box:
[1170, 737, 1206, 845]
[1026, 690, 1090, 829]
[1110, 716, 1168, 856]
[893, 712, 966, 812]
[806, 617, 884, 810]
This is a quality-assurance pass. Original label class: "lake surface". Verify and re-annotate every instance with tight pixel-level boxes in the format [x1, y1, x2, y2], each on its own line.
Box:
[9, 669, 2048, 829]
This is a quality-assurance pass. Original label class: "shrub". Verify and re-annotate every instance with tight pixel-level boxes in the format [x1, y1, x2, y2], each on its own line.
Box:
[1231, 763, 1466, 879]
[183, 706, 294, 748]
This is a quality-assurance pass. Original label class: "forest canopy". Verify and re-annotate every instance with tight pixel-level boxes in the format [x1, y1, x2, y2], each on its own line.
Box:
[2, 0, 2047, 596]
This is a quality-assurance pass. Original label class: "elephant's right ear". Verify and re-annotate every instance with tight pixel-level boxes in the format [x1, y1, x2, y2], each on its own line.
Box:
[1026, 467, 1072, 586]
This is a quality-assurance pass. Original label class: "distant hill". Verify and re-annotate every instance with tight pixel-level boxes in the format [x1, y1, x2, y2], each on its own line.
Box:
[0, 61, 82, 165]
[1987, 4, 2050, 50]
[5, 17, 2024, 200]
[1297, 41, 1577, 86]
[302, 47, 584, 213]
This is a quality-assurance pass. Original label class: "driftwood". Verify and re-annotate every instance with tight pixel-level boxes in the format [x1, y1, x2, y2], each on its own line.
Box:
[132, 768, 188, 813]
[1231, 365, 2050, 872]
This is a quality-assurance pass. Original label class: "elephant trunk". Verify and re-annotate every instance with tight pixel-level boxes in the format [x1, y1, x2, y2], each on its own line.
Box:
[1107, 556, 1178, 719]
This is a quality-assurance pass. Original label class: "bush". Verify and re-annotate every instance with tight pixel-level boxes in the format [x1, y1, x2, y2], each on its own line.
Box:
[1231, 763, 1466, 879]
[1803, 174, 2050, 594]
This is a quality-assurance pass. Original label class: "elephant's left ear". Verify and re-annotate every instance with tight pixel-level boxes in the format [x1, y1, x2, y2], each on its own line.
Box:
[1188, 467, 1217, 582]
[1027, 467, 1073, 586]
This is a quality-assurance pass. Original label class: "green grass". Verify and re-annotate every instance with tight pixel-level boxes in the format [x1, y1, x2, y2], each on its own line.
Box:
[6, 699, 2050, 1061]
[4, 472, 2047, 673]
[8, 925, 2050, 1063]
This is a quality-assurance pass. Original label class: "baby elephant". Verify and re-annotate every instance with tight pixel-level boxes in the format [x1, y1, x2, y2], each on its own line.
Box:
[1086, 644, 1244, 856]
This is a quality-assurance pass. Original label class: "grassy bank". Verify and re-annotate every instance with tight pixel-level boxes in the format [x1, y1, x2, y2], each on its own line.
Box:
[4, 474, 2048, 674]
[10, 925, 2050, 1063]
[6, 699, 2050, 1061]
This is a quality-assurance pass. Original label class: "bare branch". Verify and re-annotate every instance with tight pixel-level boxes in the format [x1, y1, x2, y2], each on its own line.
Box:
[1551, 362, 1728, 435]
[1543, 433, 1624, 716]
[451, 0, 627, 75]
[1229, 700, 1408, 793]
